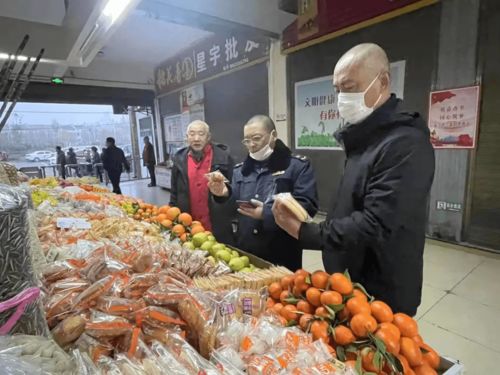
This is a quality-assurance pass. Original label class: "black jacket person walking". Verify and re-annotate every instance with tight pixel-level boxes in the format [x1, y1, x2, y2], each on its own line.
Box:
[102, 137, 130, 194]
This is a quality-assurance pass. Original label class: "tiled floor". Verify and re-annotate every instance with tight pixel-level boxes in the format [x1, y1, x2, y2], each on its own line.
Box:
[304, 242, 500, 374]
[124, 180, 500, 374]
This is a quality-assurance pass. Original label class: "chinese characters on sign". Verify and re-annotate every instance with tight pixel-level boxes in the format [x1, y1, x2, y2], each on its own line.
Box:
[294, 61, 406, 150]
[155, 34, 270, 95]
[428, 86, 480, 149]
[436, 201, 462, 212]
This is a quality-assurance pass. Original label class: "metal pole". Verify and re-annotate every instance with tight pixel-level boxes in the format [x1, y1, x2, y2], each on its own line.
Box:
[128, 107, 142, 179]
[0, 56, 32, 119]
[0, 35, 29, 99]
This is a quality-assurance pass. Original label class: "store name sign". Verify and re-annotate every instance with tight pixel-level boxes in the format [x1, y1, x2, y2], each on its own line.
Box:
[436, 201, 462, 212]
[155, 34, 270, 95]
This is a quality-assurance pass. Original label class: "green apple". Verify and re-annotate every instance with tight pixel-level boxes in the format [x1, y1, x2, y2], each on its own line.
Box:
[192, 233, 209, 248]
[240, 267, 252, 273]
[229, 257, 245, 272]
[183, 241, 195, 250]
[210, 243, 225, 257]
[200, 241, 215, 253]
[207, 235, 216, 242]
[231, 250, 239, 257]
[240, 256, 250, 267]
[215, 249, 232, 263]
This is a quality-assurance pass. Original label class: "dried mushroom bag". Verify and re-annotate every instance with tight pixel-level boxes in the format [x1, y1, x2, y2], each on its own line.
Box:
[0, 184, 49, 336]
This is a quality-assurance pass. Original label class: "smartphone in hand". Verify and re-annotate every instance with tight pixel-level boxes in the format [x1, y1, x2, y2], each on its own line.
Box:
[236, 200, 256, 209]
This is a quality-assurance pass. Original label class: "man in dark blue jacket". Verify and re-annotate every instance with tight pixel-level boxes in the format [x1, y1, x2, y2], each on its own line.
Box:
[102, 137, 130, 194]
[209, 115, 318, 270]
[273, 44, 435, 315]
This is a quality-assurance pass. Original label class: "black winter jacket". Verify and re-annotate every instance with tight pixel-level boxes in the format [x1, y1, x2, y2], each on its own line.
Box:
[170, 143, 235, 245]
[299, 95, 435, 315]
[220, 140, 319, 271]
[102, 146, 130, 173]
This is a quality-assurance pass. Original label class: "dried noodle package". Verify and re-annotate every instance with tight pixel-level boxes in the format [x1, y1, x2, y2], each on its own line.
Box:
[0, 184, 49, 336]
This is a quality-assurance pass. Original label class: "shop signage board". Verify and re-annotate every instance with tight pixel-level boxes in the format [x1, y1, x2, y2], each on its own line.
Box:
[428, 86, 480, 149]
[282, 0, 431, 50]
[294, 61, 406, 150]
[155, 34, 270, 95]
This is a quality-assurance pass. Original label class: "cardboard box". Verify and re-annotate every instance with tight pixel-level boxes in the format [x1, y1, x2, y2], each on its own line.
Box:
[440, 357, 464, 374]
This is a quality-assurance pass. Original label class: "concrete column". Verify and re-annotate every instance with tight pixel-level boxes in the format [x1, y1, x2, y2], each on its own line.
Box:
[268, 39, 290, 146]
[128, 107, 142, 179]
[153, 97, 165, 162]
[427, 0, 480, 241]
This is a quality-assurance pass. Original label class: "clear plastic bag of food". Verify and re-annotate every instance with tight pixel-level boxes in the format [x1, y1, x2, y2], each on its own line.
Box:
[122, 273, 159, 299]
[137, 305, 186, 328]
[71, 349, 103, 375]
[72, 274, 117, 309]
[273, 193, 312, 223]
[45, 290, 80, 328]
[83, 256, 130, 283]
[0, 335, 75, 374]
[210, 346, 246, 375]
[74, 333, 114, 363]
[143, 283, 189, 307]
[42, 261, 80, 283]
[0, 352, 44, 374]
[150, 340, 189, 375]
[51, 314, 87, 347]
[247, 354, 283, 375]
[49, 277, 90, 295]
[96, 296, 146, 318]
[85, 312, 133, 338]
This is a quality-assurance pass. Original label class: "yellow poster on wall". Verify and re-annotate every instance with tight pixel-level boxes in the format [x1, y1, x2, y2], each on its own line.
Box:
[297, 0, 319, 41]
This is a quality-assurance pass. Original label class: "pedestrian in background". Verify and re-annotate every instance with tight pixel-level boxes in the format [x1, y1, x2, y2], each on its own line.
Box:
[142, 136, 156, 187]
[91, 146, 103, 182]
[102, 137, 130, 194]
[208, 115, 319, 270]
[55, 146, 66, 179]
[170, 120, 235, 245]
[66, 147, 81, 177]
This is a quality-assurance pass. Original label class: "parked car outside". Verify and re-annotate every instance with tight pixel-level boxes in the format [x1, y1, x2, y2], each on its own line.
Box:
[25, 150, 54, 162]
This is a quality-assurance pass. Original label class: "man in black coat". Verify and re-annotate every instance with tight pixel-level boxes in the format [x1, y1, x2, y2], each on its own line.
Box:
[170, 120, 235, 245]
[142, 136, 156, 187]
[208, 115, 319, 271]
[102, 137, 130, 194]
[55, 146, 66, 179]
[273, 44, 435, 315]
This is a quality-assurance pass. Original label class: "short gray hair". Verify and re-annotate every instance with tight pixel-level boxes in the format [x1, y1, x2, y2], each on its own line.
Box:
[186, 120, 210, 134]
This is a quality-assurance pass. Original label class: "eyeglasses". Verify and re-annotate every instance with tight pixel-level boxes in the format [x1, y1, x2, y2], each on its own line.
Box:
[241, 135, 265, 146]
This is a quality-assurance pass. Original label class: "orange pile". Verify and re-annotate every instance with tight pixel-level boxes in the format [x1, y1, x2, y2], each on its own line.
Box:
[131, 202, 207, 243]
[267, 269, 440, 375]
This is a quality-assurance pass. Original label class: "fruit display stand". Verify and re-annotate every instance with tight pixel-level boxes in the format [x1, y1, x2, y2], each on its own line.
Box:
[440, 357, 464, 374]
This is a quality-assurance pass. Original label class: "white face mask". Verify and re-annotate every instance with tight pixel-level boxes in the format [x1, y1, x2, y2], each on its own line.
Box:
[249, 135, 275, 161]
[337, 74, 382, 125]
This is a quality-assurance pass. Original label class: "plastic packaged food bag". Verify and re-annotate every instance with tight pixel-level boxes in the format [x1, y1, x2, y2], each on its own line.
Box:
[85, 312, 133, 338]
[273, 193, 312, 223]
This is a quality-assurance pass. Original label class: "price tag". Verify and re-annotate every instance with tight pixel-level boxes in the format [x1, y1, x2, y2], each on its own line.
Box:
[56, 217, 91, 229]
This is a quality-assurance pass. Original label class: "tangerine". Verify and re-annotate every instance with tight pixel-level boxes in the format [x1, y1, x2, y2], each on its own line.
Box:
[294, 274, 310, 293]
[329, 273, 353, 295]
[272, 303, 284, 315]
[268, 282, 283, 300]
[299, 313, 314, 331]
[400, 337, 423, 367]
[379, 322, 401, 341]
[310, 320, 330, 342]
[160, 219, 173, 229]
[350, 313, 377, 338]
[396, 354, 412, 374]
[178, 212, 193, 226]
[412, 335, 424, 346]
[320, 291, 343, 306]
[280, 275, 295, 290]
[297, 300, 314, 314]
[295, 269, 310, 278]
[179, 233, 188, 242]
[306, 287, 322, 307]
[353, 288, 368, 302]
[280, 304, 299, 322]
[266, 298, 275, 309]
[375, 328, 401, 355]
[190, 225, 205, 235]
[370, 300, 394, 323]
[157, 213, 168, 222]
[421, 343, 440, 370]
[166, 207, 181, 221]
[315, 306, 331, 319]
[361, 348, 381, 373]
[394, 313, 419, 338]
[172, 224, 186, 236]
[280, 290, 291, 304]
[191, 220, 202, 226]
[346, 297, 371, 315]
[333, 325, 355, 346]
[158, 205, 170, 214]
[338, 307, 351, 321]
[311, 271, 329, 289]
[413, 364, 437, 375]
